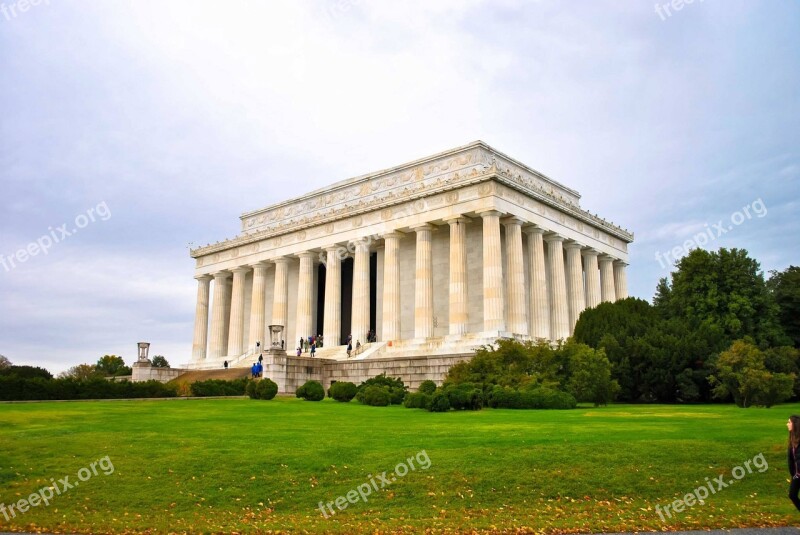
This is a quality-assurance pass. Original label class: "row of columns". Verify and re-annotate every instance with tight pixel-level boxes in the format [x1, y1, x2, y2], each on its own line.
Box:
[192, 212, 629, 360]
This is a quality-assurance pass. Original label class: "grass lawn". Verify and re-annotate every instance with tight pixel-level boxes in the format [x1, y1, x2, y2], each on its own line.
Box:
[0, 397, 797, 534]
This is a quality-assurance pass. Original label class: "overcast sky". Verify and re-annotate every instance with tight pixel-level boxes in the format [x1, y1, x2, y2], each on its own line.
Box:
[1, 0, 798, 373]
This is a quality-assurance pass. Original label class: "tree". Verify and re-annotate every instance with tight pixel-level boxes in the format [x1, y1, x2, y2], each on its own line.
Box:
[654, 248, 788, 349]
[709, 340, 794, 407]
[150, 355, 170, 368]
[0, 355, 10, 369]
[768, 266, 800, 348]
[564, 342, 619, 406]
[59, 364, 104, 380]
[0, 365, 52, 380]
[95, 355, 128, 376]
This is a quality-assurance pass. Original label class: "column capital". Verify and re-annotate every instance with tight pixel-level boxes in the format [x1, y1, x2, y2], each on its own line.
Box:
[195, 274, 213, 282]
[581, 248, 600, 258]
[522, 225, 546, 235]
[212, 270, 231, 279]
[598, 254, 616, 263]
[563, 240, 584, 251]
[411, 223, 435, 233]
[249, 260, 270, 269]
[476, 209, 504, 218]
[230, 266, 250, 274]
[443, 215, 470, 225]
[543, 233, 564, 244]
[613, 259, 629, 267]
[501, 216, 526, 227]
[381, 231, 405, 241]
[272, 256, 291, 266]
[296, 251, 318, 260]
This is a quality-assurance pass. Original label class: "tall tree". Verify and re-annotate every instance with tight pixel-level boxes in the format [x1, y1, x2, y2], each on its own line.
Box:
[654, 248, 788, 349]
[768, 266, 800, 348]
[150, 355, 170, 368]
[59, 364, 104, 380]
[0, 355, 10, 369]
[95, 355, 127, 376]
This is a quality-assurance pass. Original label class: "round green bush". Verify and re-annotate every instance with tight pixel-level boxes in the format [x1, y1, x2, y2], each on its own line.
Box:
[255, 378, 278, 400]
[388, 386, 407, 405]
[329, 381, 357, 402]
[246, 380, 257, 399]
[359, 385, 390, 406]
[428, 391, 451, 412]
[403, 391, 431, 409]
[418, 380, 437, 395]
[296, 380, 325, 401]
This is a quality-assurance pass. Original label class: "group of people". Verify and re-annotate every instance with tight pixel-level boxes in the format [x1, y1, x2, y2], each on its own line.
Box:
[250, 355, 264, 378]
[297, 334, 324, 357]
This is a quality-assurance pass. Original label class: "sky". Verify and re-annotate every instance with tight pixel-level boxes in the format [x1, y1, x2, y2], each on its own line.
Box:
[1, 0, 798, 374]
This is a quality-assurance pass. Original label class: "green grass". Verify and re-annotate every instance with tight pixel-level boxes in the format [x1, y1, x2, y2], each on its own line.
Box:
[0, 398, 796, 534]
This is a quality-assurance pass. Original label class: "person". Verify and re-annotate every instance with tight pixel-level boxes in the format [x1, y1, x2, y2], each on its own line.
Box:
[296, 346, 302, 357]
[258, 354, 263, 365]
[318, 334, 323, 348]
[346, 341, 352, 358]
[223, 360, 228, 369]
[788, 415, 800, 511]
[304, 338, 309, 353]
[251, 363, 257, 378]
[347, 333, 352, 345]
[299, 337, 304, 350]
[356, 340, 361, 352]
[281, 339, 285, 350]
[256, 361, 263, 378]
[310, 342, 316, 357]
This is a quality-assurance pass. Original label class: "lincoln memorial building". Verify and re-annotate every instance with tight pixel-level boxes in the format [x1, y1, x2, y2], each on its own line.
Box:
[187, 141, 633, 391]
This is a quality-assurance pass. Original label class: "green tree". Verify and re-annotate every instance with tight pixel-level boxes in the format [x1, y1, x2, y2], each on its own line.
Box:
[95, 355, 128, 376]
[654, 248, 788, 349]
[709, 340, 794, 407]
[0, 355, 10, 369]
[563, 342, 619, 406]
[150, 355, 170, 368]
[768, 266, 800, 348]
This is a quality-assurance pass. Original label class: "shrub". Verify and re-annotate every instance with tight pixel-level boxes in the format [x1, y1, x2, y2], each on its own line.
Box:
[296, 380, 325, 401]
[428, 391, 451, 412]
[444, 384, 483, 410]
[329, 381, 358, 402]
[388, 386, 407, 405]
[246, 380, 257, 398]
[359, 385, 391, 406]
[418, 380, 437, 394]
[403, 391, 432, 409]
[356, 374, 407, 406]
[190, 378, 248, 397]
[0, 376, 177, 401]
[254, 379, 278, 400]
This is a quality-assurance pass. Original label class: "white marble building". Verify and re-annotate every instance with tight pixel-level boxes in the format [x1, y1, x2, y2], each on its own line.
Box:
[187, 141, 633, 376]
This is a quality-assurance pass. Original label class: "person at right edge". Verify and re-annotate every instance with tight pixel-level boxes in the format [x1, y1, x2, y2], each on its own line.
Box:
[787, 415, 800, 511]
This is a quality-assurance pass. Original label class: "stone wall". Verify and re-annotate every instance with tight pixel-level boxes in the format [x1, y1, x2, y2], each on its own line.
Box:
[131, 364, 188, 383]
[262, 352, 473, 394]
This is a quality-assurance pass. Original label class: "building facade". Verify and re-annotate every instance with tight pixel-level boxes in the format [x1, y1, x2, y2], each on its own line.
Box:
[187, 141, 633, 386]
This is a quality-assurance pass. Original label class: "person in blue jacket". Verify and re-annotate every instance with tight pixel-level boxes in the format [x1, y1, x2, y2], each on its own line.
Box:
[788, 415, 800, 511]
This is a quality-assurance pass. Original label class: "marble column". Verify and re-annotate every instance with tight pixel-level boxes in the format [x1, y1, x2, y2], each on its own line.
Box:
[271, 257, 290, 337]
[524, 227, 549, 340]
[413, 224, 434, 339]
[544, 234, 569, 341]
[599, 255, 617, 303]
[503, 216, 528, 335]
[191, 275, 212, 361]
[614, 260, 629, 300]
[446, 217, 469, 336]
[323, 246, 342, 346]
[480, 210, 505, 333]
[248, 262, 269, 350]
[295, 252, 316, 347]
[351, 239, 371, 345]
[227, 267, 249, 357]
[381, 233, 402, 341]
[564, 241, 586, 334]
[221, 276, 232, 352]
[582, 249, 602, 310]
[208, 271, 231, 359]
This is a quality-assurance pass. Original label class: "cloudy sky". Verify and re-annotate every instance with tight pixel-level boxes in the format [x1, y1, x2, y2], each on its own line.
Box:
[1, 0, 798, 373]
